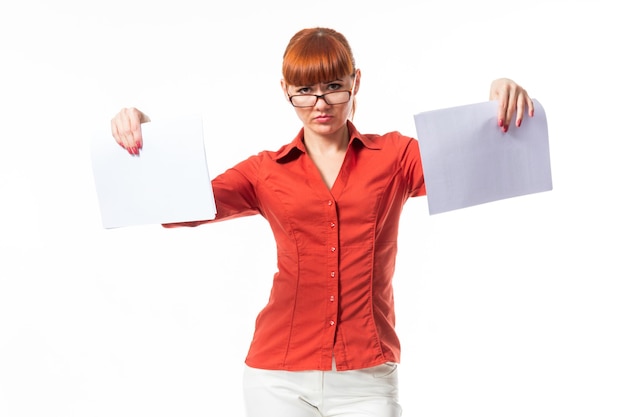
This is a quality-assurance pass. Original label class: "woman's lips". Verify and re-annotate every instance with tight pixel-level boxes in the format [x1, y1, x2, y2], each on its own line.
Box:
[314, 115, 333, 123]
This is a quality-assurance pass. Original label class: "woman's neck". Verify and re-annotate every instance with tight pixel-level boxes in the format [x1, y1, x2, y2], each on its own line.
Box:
[302, 124, 350, 157]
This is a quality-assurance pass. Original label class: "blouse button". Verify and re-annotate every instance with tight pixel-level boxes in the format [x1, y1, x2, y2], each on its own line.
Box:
[328, 200, 333, 206]
[330, 247, 336, 252]
[330, 296, 335, 302]
[330, 271, 335, 278]
[329, 320, 335, 326]
[330, 222, 336, 228]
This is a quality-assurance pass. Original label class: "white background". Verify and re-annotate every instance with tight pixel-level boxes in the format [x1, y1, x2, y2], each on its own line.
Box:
[1, 1, 624, 416]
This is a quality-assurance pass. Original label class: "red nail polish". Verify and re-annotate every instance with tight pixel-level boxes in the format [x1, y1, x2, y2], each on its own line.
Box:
[516, 119, 522, 127]
[498, 119, 504, 127]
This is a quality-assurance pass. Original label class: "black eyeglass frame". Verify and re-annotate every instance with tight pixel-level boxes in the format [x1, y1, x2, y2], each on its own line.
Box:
[287, 76, 357, 108]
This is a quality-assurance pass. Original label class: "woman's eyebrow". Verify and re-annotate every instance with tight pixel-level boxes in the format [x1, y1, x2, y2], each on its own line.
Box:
[292, 79, 343, 90]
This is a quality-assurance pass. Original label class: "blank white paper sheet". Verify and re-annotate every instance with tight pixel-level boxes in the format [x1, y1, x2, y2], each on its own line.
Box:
[91, 115, 216, 228]
[414, 99, 552, 215]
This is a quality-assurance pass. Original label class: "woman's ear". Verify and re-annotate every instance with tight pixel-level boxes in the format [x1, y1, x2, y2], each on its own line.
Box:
[353, 69, 361, 95]
[280, 79, 290, 101]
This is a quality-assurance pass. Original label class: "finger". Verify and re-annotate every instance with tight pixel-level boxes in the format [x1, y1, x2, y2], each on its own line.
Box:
[497, 94, 507, 129]
[527, 96, 535, 118]
[127, 108, 144, 150]
[496, 91, 511, 132]
[504, 87, 517, 131]
[122, 118, 138, 155]
[515, 92, 526, 127]
[116, 113, 133, 154]
[515, 92, 536, 127]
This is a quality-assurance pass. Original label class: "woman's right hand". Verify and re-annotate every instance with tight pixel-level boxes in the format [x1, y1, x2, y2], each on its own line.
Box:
[111, 107, 151, 155]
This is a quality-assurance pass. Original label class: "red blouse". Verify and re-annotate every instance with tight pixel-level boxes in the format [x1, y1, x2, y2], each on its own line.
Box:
[166, 121, 426, 371]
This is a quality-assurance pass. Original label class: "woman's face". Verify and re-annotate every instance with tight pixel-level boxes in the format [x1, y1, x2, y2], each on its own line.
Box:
[281, 70, 360, 139]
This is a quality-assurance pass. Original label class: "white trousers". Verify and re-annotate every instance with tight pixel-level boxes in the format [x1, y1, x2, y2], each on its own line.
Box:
[243, 361, 402, 417]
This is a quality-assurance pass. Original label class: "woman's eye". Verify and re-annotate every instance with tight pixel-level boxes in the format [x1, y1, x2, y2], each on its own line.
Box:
[328, 83, 342, 91]
[296, 87, 311, 94]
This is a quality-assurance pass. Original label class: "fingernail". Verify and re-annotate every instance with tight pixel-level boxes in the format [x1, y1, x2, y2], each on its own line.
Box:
[516, 119, 522, 127]
[498, 119, 504, 127]
[502, 126, 508, 133]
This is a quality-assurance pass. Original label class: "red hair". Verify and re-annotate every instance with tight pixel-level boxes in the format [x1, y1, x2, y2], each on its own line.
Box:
[282, 28, 356, 86]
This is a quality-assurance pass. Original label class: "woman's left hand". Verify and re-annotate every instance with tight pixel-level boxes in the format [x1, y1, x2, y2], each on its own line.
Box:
[489, 78, 534, 132]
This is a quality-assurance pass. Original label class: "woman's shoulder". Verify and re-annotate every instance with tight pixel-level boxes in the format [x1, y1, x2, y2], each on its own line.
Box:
[366, 130, 415, 140]
[358, 130, 417, 150]
[233, 142, 301, 170]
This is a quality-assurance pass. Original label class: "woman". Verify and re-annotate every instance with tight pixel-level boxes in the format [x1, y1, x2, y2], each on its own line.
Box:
[111, 27, 533, 417]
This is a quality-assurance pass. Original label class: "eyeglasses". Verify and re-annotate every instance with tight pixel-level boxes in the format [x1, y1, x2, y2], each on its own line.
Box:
[289, 90, 352, 108]
[288, 77, 356, 108]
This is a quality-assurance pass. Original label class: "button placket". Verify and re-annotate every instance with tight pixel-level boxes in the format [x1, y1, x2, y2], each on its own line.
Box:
[326, 198, 339, 332]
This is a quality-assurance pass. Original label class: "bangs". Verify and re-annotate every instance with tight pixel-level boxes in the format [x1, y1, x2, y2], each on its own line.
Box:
[282, 29, 355, 86]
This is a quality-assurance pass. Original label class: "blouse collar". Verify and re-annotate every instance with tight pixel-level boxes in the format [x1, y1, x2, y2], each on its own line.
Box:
[273, 120, 381, 162]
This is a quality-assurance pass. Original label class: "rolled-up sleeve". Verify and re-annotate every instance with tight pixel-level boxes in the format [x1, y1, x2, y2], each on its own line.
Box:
[401, 137, 427, 198]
